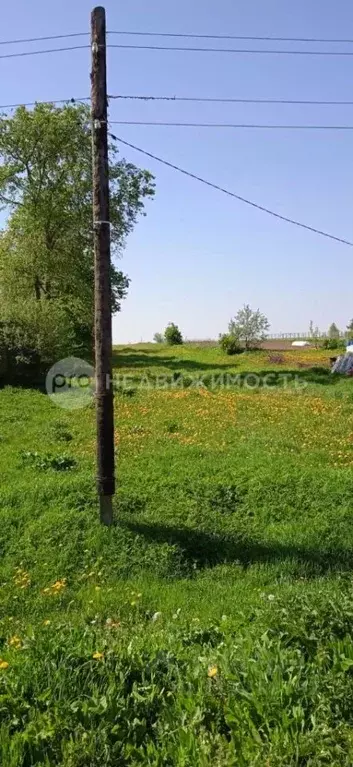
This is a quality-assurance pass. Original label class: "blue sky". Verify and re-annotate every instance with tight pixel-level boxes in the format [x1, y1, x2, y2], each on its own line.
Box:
[2, 0, 353, 341]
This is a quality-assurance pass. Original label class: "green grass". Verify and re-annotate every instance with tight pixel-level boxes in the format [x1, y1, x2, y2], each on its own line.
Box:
[1, 344, 353, 765]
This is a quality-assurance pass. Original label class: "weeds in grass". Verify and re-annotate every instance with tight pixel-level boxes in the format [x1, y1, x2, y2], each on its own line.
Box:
[20, 451, 77, 472]
[1, 345, 353, 764]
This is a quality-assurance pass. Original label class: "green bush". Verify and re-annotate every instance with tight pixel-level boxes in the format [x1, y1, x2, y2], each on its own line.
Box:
[0, 303, 89, 386]
[322, 338, 345, 350]
[219, 333, 243, 355]
[0, 320, 41, 384]
[165, 323, 183, 346]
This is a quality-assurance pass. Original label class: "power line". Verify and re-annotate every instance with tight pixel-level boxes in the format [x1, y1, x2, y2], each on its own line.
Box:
[0, 45, 89, 60]
[0, 32, 88, 46]
[110, 120, 353, 130]
[0, 97, 90, 110]
[1, 95, 352, 112]
[108, 43, 353, 56]
[111, 94, 353, 106]
[2, 30, 353, 47]
[3, 43, 353, 61]
[110, 134, 353, 248]
[108, 30, 353, 44]
[2, 95, 352, 114]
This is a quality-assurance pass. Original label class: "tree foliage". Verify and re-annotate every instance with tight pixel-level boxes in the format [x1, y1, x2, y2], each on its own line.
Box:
[228, 304, 269, 350]
[164, 323, 183, 346]
[322, 337, 343, 351]
[0, 103, 154, 368]
[219, 333, 243, 355]
[309, 321, 320, 349]
[328, 323, 340, 339]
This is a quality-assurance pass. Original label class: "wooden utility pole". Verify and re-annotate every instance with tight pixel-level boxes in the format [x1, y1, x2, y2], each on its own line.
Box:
[91, 6, 115, 525]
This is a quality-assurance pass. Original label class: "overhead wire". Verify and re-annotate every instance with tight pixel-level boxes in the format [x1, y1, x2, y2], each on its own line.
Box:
[0, 97, 90, 110]
[2, 30, 353, 46]
[109, 133, 353, 248]
[0, 45, 90, 60]
[3, 44, 353, 60]
[1, 95, 353, 110]
[110, 120, 353, 130]
[107, 43, 353, 56]
[110, 94, 353, 106]
[0, 28, 351, 246]
[107, 30, 353, 44]
[0, 32, 89, 46]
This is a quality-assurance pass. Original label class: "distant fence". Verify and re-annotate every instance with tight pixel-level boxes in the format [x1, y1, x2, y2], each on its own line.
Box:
[267, 332, 348, 340]
[185, 333, 350, 344]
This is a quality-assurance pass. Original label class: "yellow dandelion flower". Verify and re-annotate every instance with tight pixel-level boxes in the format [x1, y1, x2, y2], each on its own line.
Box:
[8, 635, 21, 649]
[53, 579, 67, 592]
[14, 568, 31, 588]
[43, 620, 51, 626]
[0, 660, 9, 670]
[207, 665, 218, 679]
[92, 651, 104, 660]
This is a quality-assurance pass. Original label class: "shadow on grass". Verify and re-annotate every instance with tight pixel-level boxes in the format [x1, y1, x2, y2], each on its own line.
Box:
[112, 346, 336, 383]
[121, 520, 353, 576]
[0, 376, 46, 393]
[234, 368, 338, 387]
[111, 358, 340, 388]
[112, 351, 237, 372]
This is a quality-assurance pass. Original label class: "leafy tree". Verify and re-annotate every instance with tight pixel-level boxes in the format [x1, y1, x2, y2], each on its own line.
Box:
[347, 319, 353, 335]
[219, 333, 243, 355]
[309, 321, 320, 349]
[322, 338, 343, 351]
[328, 323, 340, 339]
[0, 103, 154, 367]
[228, 304, 269, 350]
[164, 323, 183, 346]
[153, 332, 164, 344]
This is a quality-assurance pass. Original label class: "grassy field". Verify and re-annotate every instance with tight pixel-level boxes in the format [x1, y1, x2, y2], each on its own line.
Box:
[1, 343, 353, 765]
